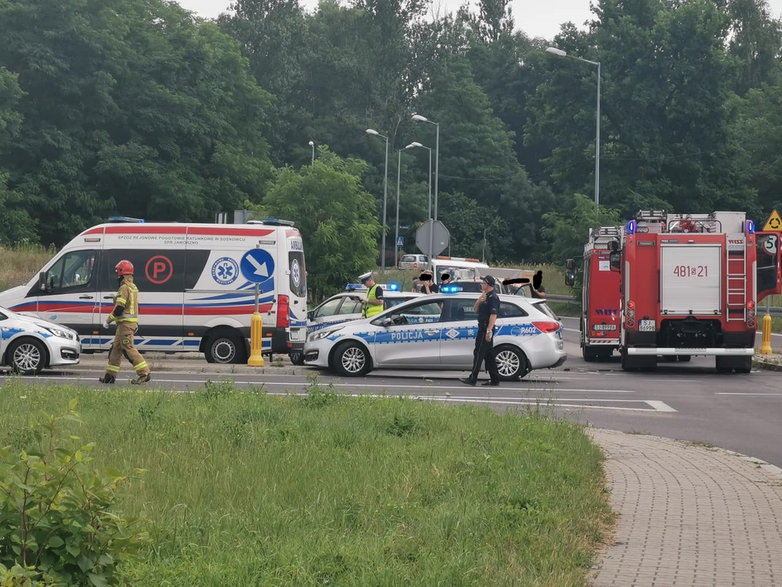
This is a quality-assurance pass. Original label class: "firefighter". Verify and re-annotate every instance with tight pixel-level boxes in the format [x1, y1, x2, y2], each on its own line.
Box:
[359, 272, 384, 318]
[99, 260, 151, 384]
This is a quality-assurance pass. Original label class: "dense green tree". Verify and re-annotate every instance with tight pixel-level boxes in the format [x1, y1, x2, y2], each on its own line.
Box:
[0, 0, 272, 246]
[263, 148, 380, 298]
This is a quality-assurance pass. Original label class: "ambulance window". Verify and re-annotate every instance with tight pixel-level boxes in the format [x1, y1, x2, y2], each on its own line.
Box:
[288, 252, 306, 297]
[42, 250, 97, 293]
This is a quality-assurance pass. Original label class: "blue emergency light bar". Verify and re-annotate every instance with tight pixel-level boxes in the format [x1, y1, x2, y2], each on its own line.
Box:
[386, 281, 400, 291]
[345, 283, 366, 291]
[441, 285, 461, 294]
[108, 216, 145, 223]
[345, 281, 400, 292]
[746, 220, 755, 234]
[626, 220, 636, 234]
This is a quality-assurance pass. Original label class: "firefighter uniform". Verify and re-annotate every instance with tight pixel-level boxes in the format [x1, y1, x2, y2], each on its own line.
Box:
[100, 261, 151, 384]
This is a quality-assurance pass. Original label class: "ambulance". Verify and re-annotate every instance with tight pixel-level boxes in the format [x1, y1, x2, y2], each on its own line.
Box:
[0, 218, 307, 363]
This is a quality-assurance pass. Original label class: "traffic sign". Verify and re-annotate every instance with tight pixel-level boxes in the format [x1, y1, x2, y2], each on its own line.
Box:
[240, 249, 275, 283]
[762, 233, 778, 255]
[762, 209, 781, 232]
[396, 236, 404, 248]
[415, 219, 450, 257]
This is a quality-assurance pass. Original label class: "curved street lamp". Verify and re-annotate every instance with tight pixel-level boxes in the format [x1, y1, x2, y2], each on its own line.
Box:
[366, 128, 390, 271]
[411, 114, 440, 222]
[545, 46, 601, 208]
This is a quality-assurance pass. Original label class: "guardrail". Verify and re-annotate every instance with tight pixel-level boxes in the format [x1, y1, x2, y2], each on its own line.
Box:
[544, 293, 782, 317]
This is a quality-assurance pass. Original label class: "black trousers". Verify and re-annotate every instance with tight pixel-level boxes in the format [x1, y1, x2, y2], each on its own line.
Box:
[468, 327, 500, 383]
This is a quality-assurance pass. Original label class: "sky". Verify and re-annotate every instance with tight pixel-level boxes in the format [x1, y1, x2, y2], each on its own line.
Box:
[177, 0, 782, 41]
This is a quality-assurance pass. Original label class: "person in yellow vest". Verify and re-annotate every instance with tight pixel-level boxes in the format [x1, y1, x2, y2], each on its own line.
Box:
[99, 260, 151, 384]
[359, 272, 384, 318]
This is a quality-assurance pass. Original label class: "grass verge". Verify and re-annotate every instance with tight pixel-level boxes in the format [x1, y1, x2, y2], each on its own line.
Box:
[0, 379, 613, 586]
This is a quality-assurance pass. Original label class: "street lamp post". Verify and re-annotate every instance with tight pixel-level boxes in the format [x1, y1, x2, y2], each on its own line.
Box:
[411, 114, 440, 221]
[405, 141, 433, 259]
[366, 128, 389, 271]
[395, 148, 402, 269]
[308, 140, 315, 164]
[545, 46, 601, 208]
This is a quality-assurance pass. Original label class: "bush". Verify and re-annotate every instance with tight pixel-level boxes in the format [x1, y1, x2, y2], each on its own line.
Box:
[0, 400, 147, 586]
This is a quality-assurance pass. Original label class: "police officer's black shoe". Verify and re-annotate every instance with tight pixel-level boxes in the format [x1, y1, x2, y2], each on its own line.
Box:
[459, 378, 477, 386]
[99, 374, 115, 384]
[481, 380, 500, 386]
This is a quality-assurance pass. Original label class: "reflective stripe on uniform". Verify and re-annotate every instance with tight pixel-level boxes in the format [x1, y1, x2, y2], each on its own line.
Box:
[105, 364, 121, 373]
[133, 361, 149, 372]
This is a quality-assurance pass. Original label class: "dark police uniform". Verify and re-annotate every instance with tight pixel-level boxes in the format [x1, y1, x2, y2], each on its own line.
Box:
[464, 280, 500, 385]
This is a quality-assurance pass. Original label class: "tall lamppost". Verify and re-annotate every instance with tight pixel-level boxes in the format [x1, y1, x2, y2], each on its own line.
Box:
[545, 46, 601, 208]
[411, 114, 440, 221]
[366, 128, 389, 271]
[308, 140, 315, 164]
[405, 141, 433, 259]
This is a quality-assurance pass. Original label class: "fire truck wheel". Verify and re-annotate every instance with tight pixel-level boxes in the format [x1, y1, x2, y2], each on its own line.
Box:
[620, 350, 656, 371]
[494, 345, 530, 380]
[205, 330, 248, 364]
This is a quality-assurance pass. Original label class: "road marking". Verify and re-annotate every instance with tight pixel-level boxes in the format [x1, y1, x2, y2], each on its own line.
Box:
[716, 392, 782, 396]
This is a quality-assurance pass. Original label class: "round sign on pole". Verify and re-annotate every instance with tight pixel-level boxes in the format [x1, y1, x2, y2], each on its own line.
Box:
[763, 234, 778, 255]
[240, 249, 275, 283]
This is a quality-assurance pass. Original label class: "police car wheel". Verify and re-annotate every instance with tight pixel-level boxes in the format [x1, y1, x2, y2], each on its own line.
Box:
[289, 351, 305, 366]
[206, 332, 246, 364]
[9, 338, 47, 374]
[494, 345, 529, 381]
[332, 342, 371, 377]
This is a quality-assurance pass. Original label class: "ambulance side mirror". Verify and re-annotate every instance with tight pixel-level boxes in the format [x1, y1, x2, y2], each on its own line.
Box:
[564, 259, 575, 287]
[609, 251, 621, 271]
[38, 271, 48, 292]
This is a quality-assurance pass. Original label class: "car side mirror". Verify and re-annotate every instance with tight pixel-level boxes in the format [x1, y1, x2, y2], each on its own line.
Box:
[566, 258, 575, 270]
[307, 310, 314, 321]
[38, 271, 48, 292]
[565, 270, 575, 287]
[380, 317, 394, 327]
[609, 251, 621, 271]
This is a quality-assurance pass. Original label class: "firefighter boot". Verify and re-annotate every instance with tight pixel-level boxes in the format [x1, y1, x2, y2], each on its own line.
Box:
[99, 373, 116, 384]
[131, 373, 151, 385]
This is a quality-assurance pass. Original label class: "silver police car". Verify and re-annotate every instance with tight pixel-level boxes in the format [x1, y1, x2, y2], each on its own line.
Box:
[303, 292, 565, 379]
[1, 305, 81, 374]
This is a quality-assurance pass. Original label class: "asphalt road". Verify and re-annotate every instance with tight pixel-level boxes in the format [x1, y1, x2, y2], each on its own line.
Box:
[2, 317, 781, 468]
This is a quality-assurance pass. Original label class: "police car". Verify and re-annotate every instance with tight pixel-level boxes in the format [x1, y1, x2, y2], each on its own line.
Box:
[303, 292, 565, 379]
[0, 305, 80, 374]
[306, 283, 423, 334]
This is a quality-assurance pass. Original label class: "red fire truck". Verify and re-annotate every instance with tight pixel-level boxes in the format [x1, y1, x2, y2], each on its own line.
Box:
[568, 226, 623, 361]
[612, 210, 781, 373]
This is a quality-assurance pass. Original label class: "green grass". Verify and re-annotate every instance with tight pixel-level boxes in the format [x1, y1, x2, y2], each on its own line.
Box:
[0, 243, 56, 291]
[0, 379, 613, 586]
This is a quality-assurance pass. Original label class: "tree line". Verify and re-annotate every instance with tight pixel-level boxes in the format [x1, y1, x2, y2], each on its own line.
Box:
[1, 0, 781, 295]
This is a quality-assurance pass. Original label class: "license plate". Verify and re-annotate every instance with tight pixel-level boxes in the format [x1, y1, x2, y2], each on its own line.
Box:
[593, 324, 616, 331]
[290, 329, 306, 341]
[639, 320, 656, 332]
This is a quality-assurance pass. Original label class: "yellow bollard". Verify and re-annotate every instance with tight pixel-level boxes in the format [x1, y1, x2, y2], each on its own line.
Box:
[247, 311, 265, 366]
[759, 313, 773, 355]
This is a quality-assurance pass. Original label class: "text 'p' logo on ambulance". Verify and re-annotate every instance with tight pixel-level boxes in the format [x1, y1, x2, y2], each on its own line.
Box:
[145, 255, 174, 284]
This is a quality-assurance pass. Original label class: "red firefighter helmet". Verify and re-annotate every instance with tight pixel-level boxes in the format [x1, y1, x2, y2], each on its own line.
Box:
[115, 260, 134, 276]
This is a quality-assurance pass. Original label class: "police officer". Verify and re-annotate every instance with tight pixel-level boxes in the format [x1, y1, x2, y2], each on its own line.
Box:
[460, 275, 500, 386]
[99, 260, 151, 384]
[359, 272, 384, 318]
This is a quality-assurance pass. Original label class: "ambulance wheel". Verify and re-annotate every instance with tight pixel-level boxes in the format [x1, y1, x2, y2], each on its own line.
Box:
[205, 331, 247, 364]
[9, 338, 47, 374]
[331, 341, 371, 377]
[677, 355, 691, 362]
[289, 351, 305, 366]
[494, 345, 530, 380]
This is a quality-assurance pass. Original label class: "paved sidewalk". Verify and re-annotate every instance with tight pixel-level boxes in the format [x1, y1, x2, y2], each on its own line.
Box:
[588, 429, 782, 586]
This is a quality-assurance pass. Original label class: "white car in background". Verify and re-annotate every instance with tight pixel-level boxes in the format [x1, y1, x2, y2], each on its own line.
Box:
[0, 305, 81, 374]
[303, 293, 565, 379]
[307, 285, 423, 334]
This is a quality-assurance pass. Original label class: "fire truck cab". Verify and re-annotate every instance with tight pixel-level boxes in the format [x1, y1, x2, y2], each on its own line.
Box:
[615, 210, 781, 373]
